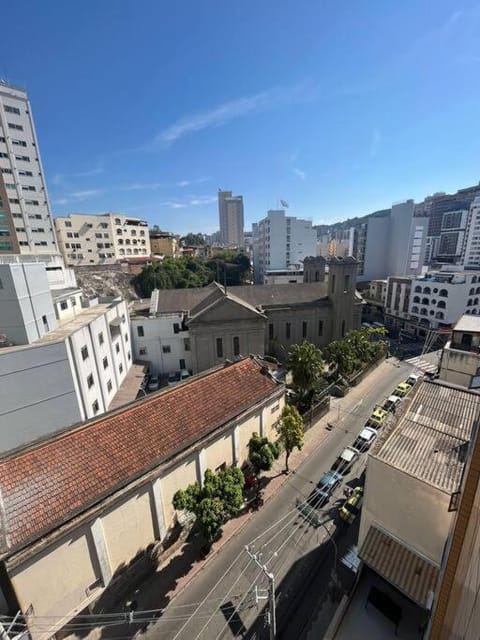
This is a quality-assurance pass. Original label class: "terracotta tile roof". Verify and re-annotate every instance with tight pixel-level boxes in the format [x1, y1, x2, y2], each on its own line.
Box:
[359, 525, 439, 608]
[0, 357, 280, 555]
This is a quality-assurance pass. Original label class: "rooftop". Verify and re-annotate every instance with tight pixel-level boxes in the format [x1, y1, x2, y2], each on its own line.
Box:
[374, 381, 480, 493]
[453, 314, 480, 334]
[359, 525, 439, 608]
[0, 357, 281, 556]
[51, 287, 82, 301]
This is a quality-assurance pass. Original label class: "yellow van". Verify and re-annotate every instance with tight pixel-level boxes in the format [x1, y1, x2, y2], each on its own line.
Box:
[394, 382, 411, 397]
[367, 407, 388, 429]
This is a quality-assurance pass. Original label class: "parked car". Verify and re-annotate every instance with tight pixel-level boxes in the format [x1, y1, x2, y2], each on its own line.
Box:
[179, 369, 191, 382]
[314, 470, 343, 506]
[394, 381, 411, 397]
[406, 373, 421, 386]
[338, 486, 364, 524]
[147, 375, 160, 392]
[366, 406, 388, 429]
[167, 372, 179, 386]
[353, 426, 378, 451]
[383, 394, 401, 412]
[331, 446, 360, 474]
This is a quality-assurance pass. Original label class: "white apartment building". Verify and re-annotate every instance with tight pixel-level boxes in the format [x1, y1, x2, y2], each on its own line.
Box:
[462, 196, 480, 268]
[0, 80, 58, 255]
[130, 293, 192, 377]
[218, 189, 244, 247]
[54, 212, 151, 265]
[409, 269, 480, 330]
[0, 261, 133, 452]
[252, 209, 317, 284]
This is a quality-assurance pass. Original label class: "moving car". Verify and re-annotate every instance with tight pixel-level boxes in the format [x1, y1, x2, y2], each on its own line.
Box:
[366, 406, 388, 429]
[394, 381, 411, 397]
[383, 394, 401, 412]
[338, 486, 364, 524]
[353, 426, 378, 451]
[332, 446, 360, 473]
[314, 470, 343, 506]
[147, 375, 160, 392]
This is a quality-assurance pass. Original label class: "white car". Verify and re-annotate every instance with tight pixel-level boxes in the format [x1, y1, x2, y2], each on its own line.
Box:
[332, 446, 360, 473]
[353, 426, 378, 451]
[383, 394, 401, 412]
[407, 373, 421, 386]
[147, 376, 160, 392]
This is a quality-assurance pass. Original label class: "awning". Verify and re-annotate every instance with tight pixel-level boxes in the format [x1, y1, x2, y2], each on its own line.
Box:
[359, 525, 439, 608]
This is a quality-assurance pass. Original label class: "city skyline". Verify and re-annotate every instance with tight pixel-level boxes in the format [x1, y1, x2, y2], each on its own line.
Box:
[1, 1, 480, 234]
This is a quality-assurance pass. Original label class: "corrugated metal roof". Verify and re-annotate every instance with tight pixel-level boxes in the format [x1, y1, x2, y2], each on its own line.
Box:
[359, 525, 439, 608]
[375, 381, 480, 493]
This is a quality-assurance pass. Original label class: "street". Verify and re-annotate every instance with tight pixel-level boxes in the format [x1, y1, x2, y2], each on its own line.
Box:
[135, 359, 411, 640]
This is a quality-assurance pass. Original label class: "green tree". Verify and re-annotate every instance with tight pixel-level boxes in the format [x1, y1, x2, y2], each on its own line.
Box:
[277, 404, 304, 473]
[323, 327, 388, 378]
[248, 432, 280, 474]
[287, 341, 325, 399]
[180, 233, 205, 246]
[172, 466, 245, 544]
[207, 250, 251, 286]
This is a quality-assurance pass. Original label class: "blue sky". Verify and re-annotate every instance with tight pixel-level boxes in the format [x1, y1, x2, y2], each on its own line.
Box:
[2, 1, 480, 234]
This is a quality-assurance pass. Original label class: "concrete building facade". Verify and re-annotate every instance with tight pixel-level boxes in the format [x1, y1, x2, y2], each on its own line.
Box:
[252, 209, 317, 284]
[218, 189, 244, 247]
[54, 213, 150, 265]
[149, 230, 178, 257]
[0, 358, 284, 640]
[0, 81, 58, 255]
[131, 257, 361, 376]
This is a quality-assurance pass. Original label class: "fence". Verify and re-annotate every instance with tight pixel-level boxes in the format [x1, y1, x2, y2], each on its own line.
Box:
[302, 396, 331, 430]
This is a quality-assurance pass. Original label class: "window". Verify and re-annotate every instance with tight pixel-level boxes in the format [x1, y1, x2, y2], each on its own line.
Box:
[11, 139, 27, 147]
[271, 403, 280, 414]
[341, 320, 346, 337]
[102, 356, 108, 369]
[0, 153, 8, 158]
[127, 351, 131, 361]
[331, 274, 336, 294]
[139, 347, 147, 356]
[123, 333, 128, 343]
[107, 380, 112, 393]
[5, 105, 20, 115]
[115, 343, 120, 353]
[18, 169, 33, 177]
[179, 358, 186, 369]
[60, 301, 68, 310]
[92, 400, 100, 414]
[173, 322, 180, 334]
[216, 337, 223, 358]
[9, 198, 20, 204]
[42, 314, 48, 331]
[98, 331, 104, 345]
[268, 323, 274, 340]
[87, 374, 94, 389]
[137, 325, 144, 337]
[0, 278, 3, 289]
[162, 345, 171, 353]
[184, 338, 191, 351]
[81, 345, 89, 360]
[1, 168, 12, 174]
[233, 336, 240, 356]
[8, 122, 23, 131]
[318, 320, 323, 336]
[119, 363, 123, 374]
[344, 275, 350, 292]
[302, 321, 307, 338]
[286, 322, 291, 339]
[15, 155, 30, 162]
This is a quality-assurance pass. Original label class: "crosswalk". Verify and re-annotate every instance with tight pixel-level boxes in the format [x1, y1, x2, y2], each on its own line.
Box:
[405, 355, 439, 375]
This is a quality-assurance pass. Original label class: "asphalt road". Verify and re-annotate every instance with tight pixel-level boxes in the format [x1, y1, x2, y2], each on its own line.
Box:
[142, 360, 411, 640]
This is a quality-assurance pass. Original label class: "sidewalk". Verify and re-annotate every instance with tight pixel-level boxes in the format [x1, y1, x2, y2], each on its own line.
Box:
[69, 358, 402, 640]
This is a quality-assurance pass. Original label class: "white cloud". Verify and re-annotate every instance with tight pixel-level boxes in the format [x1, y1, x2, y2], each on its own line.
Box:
[158, 195, 217, 209]
[52, 198, 69, 205]
[52, 161, 104, 186]
[70, 189, 105, 200]
[293, 168, 306, 180]
[157, 81, 311, 145]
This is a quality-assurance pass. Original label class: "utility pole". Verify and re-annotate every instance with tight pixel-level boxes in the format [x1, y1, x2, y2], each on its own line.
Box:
[245, 546, 276, 639]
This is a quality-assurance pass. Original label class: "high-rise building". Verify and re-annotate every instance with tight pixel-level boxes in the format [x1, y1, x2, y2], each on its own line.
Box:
[0, 80, 58, 255]
[252, 209, 317, 284]
[218, 189, 244, 247]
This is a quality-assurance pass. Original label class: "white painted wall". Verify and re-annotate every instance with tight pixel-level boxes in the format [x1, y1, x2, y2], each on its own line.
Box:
[131, 313, 192, 376]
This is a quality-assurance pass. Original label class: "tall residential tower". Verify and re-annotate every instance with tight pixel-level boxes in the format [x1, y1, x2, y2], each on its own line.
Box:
[218, 189, 244, 247]
[0, 80, 58, 255]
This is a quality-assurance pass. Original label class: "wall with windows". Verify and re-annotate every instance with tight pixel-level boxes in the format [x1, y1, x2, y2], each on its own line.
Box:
[54, 213, 150, 266]
[131, 312, 192, 376]
[0, 80, 58, 255]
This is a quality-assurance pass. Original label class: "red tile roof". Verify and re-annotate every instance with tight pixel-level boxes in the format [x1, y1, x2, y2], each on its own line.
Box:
[0, 358, 280, 555]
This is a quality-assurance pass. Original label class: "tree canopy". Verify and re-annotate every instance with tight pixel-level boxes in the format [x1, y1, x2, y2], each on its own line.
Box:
[180, 233, 205, 246]
[322, 327, 387, 378]
[135, 251, 251, 297]
[277, 404, 304, 473]
[248, 432, 280, 474]
[173, 467, 245, 544]
[287, 340, 325, 397]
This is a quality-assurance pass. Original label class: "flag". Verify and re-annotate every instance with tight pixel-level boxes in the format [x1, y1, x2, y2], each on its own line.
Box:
[280, 199, 289, 208]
